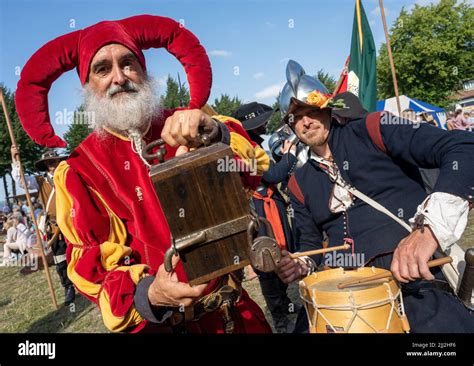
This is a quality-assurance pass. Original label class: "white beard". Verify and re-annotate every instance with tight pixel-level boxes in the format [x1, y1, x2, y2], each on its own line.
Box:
[83, 77, 160, 137]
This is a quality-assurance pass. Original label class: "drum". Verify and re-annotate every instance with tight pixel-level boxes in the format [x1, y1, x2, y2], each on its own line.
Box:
[299, 267, 410, 333]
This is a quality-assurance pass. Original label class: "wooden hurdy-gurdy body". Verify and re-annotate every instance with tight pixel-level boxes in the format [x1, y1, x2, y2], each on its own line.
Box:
[149, 142, 252, 286]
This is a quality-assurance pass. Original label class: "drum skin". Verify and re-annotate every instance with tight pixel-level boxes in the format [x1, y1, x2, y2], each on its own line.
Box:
[299, 267, 405, 333]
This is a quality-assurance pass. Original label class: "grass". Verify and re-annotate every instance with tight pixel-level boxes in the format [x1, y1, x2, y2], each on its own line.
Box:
[0, 263, 107, 333]
[0, 212, 473, 333]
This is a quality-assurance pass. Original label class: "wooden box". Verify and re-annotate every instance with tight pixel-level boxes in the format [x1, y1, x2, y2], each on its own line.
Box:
[149, 143, 251, 285]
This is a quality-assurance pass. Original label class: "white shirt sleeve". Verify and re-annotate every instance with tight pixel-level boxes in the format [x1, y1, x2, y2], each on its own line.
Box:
[11, 162, 39, 191]
[409, 192, 470, 250]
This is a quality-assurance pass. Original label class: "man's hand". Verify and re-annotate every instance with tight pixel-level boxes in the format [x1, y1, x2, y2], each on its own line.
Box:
[274, 250, 309, 284]
[161, 109, 218, 148]
[281, 140, 297, 155]
[11, 145, 20, 163]
[148, 255, 208, 307]
[391, 227, 439, 283]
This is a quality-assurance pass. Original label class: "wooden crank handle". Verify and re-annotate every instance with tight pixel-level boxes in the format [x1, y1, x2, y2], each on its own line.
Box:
[337, 256, 453, 289]
[289, 244, 351, 259]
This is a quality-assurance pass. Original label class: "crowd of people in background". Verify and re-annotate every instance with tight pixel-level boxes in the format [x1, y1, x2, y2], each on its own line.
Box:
[0, 199, 41, 265]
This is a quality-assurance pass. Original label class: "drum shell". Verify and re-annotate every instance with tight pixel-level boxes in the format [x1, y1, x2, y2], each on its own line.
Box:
[300, 267, 404, 333]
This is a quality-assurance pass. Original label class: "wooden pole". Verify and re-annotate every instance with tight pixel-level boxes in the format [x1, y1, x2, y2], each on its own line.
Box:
[333, 57, 350, 97]
[379, 0, 402, 115]
[0, 90, 58, 309]
[289, 244, 351, 259]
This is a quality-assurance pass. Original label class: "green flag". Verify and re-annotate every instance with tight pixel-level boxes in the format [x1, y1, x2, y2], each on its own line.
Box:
[348, 0, 377, 112]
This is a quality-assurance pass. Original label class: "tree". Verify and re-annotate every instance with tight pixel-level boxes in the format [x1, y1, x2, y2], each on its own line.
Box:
[212, 94, 242, 116]
[63, 106, 93, 153]
[159, 75, 190, 109]
[377, 0, 474, 108]
[266, 95, 282, 134]
[0, 84, 44, 177]
[316, 69, 337, 94]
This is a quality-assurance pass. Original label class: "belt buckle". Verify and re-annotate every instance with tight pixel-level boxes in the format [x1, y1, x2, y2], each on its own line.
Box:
[203, 292, 223, 312]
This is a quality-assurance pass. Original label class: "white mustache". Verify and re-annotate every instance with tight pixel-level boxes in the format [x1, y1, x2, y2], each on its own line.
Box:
[107, 81, 139, 97]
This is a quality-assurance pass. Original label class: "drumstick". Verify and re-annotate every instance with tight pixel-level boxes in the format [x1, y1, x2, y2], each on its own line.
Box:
[337, 256, 453, 289]
[289, 244, 351, 259]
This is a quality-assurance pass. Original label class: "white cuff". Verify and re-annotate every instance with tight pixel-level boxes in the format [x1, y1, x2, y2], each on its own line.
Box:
[11, 162, 20, 182]
[10, 163, 39, 191]
[296, 255, 316, 276]
[409, 192, 469, 250]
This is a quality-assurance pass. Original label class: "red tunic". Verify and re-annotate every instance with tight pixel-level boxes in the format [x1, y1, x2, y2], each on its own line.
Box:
[54, 109, 271, 333]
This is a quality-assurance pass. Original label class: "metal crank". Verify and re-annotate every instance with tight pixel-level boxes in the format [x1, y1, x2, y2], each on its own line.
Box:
[142, 123, 219, 164]
[248, 216, 282, 273]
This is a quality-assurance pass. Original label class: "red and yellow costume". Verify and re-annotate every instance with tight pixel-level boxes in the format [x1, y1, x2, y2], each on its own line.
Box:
[15, 15, 270, 333]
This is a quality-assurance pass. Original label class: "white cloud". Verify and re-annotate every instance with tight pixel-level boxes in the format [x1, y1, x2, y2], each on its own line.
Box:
[156, 76, 167, 88]
[255, 84, 283, 100]
[253, 72, 265, 80]
[416, 0, 440, 5]
[370, 6, 390, 18]
[209, 50, 232, 57]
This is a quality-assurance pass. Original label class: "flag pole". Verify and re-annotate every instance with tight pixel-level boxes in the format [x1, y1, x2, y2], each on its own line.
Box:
[333, 56, 350, 97]
[379, 0, 402, 115]
[0, 89, 58, 310]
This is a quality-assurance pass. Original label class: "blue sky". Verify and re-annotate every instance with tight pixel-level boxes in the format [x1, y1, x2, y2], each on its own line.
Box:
[0, 0, 461, 201]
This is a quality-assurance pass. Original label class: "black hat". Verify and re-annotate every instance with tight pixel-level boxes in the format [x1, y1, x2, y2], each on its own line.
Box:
[331, 92, 368, 121]
[35, 150, 68, 171]
[232, 102, 275, 131]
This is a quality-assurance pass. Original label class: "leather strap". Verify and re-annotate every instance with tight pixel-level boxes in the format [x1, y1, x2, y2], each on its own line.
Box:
[366, 111, 387, 153]
[167, 273, 242, 328]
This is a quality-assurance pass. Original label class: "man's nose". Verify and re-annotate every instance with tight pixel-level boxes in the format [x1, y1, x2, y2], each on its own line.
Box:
[111, 65, 126, 85]
[302, 116, 313, 128]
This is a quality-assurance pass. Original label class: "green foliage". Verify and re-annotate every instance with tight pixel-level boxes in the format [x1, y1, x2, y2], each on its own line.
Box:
[159, 75, 190, 109]
[377, 0, 474, 107]
[316, 69, 337, 94]
[0, 84, 44, 177]
[266, 96, 282, 134]
[63, 106, 93, 153]
[212, 94, 242, 116]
